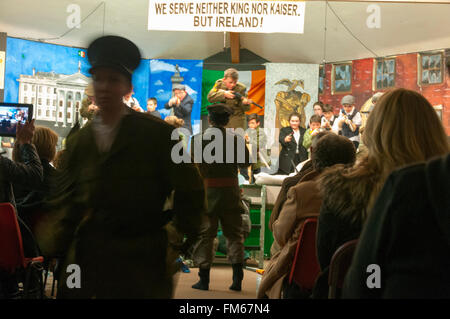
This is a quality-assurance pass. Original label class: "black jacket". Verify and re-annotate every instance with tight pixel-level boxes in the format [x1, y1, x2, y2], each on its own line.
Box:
[278, 126, 308, 174]
[343, 153, 450, 298]
[0, 144, 43, 207]
[164, 94, 193, 134]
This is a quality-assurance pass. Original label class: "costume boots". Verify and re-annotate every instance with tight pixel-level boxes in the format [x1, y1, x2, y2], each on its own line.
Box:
[229, 263, 244, 291]
[192, 268, 210, 291]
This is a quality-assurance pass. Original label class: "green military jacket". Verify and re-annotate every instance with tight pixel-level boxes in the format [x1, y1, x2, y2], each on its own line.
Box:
[207, 79, 250, 129]
[36, 109, 205, 298]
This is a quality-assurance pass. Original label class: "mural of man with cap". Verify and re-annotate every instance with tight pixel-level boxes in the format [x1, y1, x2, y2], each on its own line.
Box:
[190, 103, 251, 292]
[336, 94, 362, 149]
[35, 35, 205, 299]
[164, 84, 193, 134]
[207, 68, 252, 129]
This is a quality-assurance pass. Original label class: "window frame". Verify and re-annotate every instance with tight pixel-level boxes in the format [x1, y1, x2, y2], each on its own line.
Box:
[331, 62, 352, 95]
[418, 51, 444, 86]
[373, 57, 396, 90]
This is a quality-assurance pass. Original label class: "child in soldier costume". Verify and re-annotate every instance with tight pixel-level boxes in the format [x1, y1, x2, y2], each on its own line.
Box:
[207, 68, 252, 129]
[190, 103, 251, 291]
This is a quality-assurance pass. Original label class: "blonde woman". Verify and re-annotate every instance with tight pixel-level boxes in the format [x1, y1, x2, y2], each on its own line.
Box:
[313, 88, 449, 298]
[13, 126, 59, 222]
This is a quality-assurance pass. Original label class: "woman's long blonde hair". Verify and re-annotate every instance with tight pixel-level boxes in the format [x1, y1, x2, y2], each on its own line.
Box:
[349, 88, 448, 217]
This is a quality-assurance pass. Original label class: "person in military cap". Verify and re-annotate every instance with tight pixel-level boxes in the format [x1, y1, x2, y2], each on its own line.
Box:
[164, 83, 194, 134]
[336, 95, 362, 149]
[190, 103, 251, 292]
[35, 35, 205, 299]
[207, 68, 253, 129]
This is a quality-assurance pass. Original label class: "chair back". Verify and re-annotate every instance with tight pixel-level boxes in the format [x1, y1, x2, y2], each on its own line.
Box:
[288, 218, 320, 290]
[328, 239, 358, 298]
[0, 203, 26, 273]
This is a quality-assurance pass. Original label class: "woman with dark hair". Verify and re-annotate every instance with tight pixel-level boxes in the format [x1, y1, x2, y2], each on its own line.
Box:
[277, 112, 308, 174]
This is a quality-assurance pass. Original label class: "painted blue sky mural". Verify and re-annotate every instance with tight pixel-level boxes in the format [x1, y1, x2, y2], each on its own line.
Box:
[5, 37, 153, 110]
[149, 59, 203, 135]
[4, 37, 90, 103]
[4, 37, 203, 135]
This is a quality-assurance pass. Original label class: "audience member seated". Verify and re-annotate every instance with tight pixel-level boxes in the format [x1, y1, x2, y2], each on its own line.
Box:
[343, 152, 450, 298]
[313, 88, 450, 299]
[12, 126, 58, 229]
[0, 119, 43, 299]
[257, 133, 356, 299]
[269, 131, 328, 256]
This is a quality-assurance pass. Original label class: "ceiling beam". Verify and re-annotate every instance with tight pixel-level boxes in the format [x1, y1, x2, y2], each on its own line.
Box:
[230, 32, 240, 64]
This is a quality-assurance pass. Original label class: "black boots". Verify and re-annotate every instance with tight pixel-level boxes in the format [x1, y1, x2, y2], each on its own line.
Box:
[192, 268, 210, 291]
[229, 263, 244, 291]
[192, 264, 243, 291]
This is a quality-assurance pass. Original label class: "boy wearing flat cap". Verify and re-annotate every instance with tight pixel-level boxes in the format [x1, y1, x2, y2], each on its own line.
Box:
[336, 94, 362, 149]
[190, 103, 251, 292]
[164, 84, 194, 134]
[36, 35, 205, 299]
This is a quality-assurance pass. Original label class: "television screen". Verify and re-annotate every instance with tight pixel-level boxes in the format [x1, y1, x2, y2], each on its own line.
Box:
[0, 103, 33, 137]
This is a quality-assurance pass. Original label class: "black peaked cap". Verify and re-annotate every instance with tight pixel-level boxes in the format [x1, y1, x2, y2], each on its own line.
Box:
[87, 35, 141, 77]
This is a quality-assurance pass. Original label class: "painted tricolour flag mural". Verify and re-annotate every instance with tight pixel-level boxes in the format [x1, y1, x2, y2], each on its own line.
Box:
[201, 69, 265, 116]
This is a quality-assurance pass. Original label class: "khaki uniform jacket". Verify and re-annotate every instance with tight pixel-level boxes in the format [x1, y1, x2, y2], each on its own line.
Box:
[35, 110, 205, 299]
[191, 127, 251, 216]
[207, 80, 250, 129]
[257, 170, 321, 299]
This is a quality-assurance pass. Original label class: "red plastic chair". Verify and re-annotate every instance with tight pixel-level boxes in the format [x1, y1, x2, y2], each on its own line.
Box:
[288, 218, 320, 291]
[0, 202, 44, 298]
[328, 239, 358, 299]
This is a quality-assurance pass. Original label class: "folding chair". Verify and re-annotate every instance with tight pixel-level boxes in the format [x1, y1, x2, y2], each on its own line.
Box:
[288, 218, 320, 292]
[0, 203, 44, 299]
[328, 239, 358, 299]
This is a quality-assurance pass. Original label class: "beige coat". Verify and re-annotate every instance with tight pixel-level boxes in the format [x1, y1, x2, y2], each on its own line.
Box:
[257, 170, 321, 299]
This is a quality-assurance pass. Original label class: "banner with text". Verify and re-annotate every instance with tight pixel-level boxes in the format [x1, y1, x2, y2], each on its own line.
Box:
[148, 0, 305, 33]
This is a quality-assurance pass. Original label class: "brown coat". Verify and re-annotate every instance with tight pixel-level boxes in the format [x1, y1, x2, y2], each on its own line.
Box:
[257, 170, 321, 299]
[268, 160, 313, 256]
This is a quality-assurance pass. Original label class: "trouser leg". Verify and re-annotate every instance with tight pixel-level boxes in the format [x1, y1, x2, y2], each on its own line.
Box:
[220, 211, 244, 265]
[192, 214, 219, 270]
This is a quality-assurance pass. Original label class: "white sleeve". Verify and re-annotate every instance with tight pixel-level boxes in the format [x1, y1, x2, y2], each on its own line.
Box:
[332, 115, 343, 133]
[352, 112, 362, 126]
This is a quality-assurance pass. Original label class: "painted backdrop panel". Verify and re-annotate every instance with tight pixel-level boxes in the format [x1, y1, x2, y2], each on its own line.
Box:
[265, 63, 319, 131]
[4, 37, 151, 139]
[149, 59, 203, 135]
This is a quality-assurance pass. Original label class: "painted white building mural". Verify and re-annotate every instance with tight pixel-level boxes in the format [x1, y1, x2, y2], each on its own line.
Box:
[17, 65, 89, 128]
